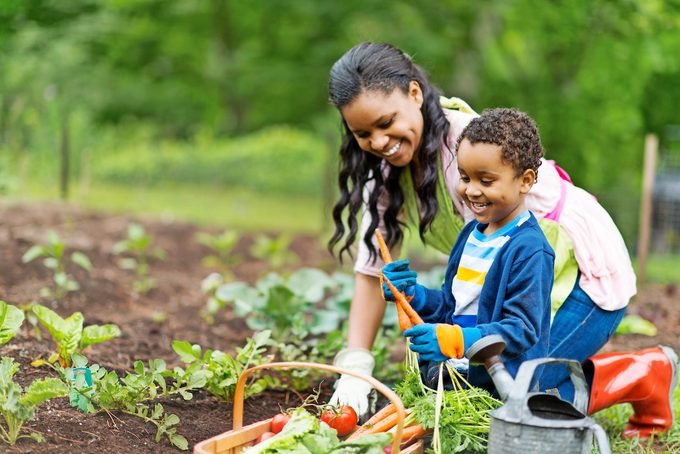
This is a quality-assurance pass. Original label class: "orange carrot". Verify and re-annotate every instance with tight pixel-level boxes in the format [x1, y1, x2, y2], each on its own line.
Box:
[346, 403, 397, 440]
[356, 411, 400, 435]
[375, 229, 418, 330]
[390, 423, 430, 446]
[374, 229, 393, 263]
[381, 273, 413, 330]
[384, 277, 424, 326]
[375, 229, 423, 331]
[382, 276, 412, 330]
[395, 302, 413, 331]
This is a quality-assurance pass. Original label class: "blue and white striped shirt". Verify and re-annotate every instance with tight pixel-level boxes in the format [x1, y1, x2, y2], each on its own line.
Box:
[451, 211, 531, 327]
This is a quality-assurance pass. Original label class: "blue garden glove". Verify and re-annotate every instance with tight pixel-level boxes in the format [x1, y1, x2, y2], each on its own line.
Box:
[380, 259, 417, 301]
[404, 323, 466, 362]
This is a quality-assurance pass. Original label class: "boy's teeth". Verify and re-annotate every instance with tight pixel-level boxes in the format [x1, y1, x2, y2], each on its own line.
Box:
[383, 141, 401, 157]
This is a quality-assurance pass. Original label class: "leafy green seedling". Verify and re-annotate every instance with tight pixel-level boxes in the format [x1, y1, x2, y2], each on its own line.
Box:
[199, 272, 226, 324]
[113, 223, 165, 294]
[195, 229, 242, 273]
[0, 357, 68, 445]
[65, 354, 199, 450]
[172, 330, 277, 401]
[133, 403, 188, 451]
[21, 231, 92, 300]
[32, 304, 121, 368]
[0, 301, 24, 345]
[212, 268, 338, 340]
[18, 303, 41, 341]
[203, 268, 404, 386]
[249, 233, 299, 269]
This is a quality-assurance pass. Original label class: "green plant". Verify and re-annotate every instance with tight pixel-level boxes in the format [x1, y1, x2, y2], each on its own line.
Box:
[32, 304, 121, 368]
[195, 229, 242, 273]
[208, 268, 404, 387]
[249, 233, 299, 270]
[17, 303, 41, 341]
[199, 272, 227, 324]
[0, 301, 24, 345]
[131, 403, 188, 450]
[21, 232, 92, 300]
[395, 366, 502, 454]
[64, 353, 204, 451]
[211, 268, 339, 340]
[0, 357, 68, 445]
[113, 223, 165, 294]
[172, 330, 277, 401]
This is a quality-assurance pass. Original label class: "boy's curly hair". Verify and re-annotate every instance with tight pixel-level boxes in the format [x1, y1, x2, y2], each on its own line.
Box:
[456, 108, 544, 177]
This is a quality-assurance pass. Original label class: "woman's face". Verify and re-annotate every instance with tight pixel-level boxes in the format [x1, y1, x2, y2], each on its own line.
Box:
[340, 81, 424, 167]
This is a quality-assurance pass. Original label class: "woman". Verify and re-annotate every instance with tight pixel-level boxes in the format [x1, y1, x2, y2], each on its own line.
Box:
[327, 42, 676, 439]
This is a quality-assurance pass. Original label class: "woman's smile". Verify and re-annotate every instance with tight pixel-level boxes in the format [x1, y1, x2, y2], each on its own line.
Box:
[381, 140, 402, 158]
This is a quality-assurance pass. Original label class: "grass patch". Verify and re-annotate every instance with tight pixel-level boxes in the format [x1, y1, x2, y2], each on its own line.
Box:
[635, 254, 680, 285]
[11, 181, 327, 233]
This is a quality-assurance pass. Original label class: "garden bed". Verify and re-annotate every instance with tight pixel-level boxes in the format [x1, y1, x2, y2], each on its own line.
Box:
[0, 200, 677, 453]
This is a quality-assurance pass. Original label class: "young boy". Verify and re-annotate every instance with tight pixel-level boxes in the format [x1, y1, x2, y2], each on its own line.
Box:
[382, 107, 555, 392]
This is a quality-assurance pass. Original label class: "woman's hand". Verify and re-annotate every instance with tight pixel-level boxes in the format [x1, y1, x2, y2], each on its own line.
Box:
[329, 348, 376, 420]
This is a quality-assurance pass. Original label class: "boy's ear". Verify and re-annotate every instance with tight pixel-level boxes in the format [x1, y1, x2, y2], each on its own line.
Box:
[519, 169, 536, 194]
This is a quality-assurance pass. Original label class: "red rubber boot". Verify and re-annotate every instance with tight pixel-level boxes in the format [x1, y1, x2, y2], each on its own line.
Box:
[584, 346, 677, 439]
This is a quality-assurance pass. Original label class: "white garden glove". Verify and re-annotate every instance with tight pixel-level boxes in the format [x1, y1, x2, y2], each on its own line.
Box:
[329, 348, 376, 420]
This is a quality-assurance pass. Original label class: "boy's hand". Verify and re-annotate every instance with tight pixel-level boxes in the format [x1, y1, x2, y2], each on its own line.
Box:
[403, 323, 465, 361]
[380, 259, 417, 301]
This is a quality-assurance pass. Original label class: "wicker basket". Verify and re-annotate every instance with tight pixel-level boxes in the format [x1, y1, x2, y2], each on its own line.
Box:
[193, 361, 424, 454]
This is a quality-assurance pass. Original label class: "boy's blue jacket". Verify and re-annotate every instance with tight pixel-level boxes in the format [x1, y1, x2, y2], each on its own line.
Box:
[410, 213, 555, 392]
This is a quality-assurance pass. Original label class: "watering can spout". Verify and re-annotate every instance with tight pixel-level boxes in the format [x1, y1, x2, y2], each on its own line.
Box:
[465, 334, 513, 400]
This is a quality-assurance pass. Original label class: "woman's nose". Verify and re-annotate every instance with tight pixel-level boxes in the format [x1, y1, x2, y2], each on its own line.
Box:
[370, 134, 389, 152]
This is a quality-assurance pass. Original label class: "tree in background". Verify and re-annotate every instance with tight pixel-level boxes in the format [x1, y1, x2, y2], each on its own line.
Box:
[0, 0, 678, 241]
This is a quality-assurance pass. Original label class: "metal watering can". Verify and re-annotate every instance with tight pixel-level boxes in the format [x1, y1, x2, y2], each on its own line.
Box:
[466, 335, 611, 454]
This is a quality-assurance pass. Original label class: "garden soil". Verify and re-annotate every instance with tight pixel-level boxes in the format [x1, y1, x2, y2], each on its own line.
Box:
[0, 200, 678, 453]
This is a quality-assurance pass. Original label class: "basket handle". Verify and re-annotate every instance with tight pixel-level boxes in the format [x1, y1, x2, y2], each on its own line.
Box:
[232, 361, 407, 454]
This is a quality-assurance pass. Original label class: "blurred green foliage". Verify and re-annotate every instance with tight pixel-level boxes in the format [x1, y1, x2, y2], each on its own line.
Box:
[92, 126, 324, 195]
[0, 0, 679, 246]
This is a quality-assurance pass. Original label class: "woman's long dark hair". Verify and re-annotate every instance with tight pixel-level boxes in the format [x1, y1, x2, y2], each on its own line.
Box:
[327, 42, 451, 263]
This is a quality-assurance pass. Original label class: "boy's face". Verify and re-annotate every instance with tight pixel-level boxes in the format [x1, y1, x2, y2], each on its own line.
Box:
[340, 81, 424, 168]
[456, 139, 535, 235]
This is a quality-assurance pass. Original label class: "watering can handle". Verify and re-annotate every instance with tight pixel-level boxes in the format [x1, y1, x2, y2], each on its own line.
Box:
[509, 357, 589, 414]
[588, 421, 612, 454]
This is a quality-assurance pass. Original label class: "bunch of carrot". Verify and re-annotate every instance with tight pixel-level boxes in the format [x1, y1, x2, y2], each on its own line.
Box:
[346, 402, 430, 449]
[358, 231, 431, 449]
[375, 229, 423, 331]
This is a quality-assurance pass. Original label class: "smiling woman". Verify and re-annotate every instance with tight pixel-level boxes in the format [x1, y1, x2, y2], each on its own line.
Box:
[340, 82, 424, 167]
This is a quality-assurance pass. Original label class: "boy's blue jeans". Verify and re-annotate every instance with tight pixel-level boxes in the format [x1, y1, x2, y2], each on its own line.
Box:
[540, 275, 626, 403]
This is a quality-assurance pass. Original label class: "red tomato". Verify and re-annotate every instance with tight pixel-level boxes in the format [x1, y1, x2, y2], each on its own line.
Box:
[320, 405, 358, 437]
[270, 413, 291, 434]
[255, 431, 276, 444]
